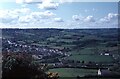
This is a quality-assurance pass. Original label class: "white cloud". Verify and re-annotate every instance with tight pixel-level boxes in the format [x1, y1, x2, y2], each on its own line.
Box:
[0, 10, 19, 23]
[16, 0, 24, 3]
[14, 0, 120, 3]
[18, 15, 33, 23]
[72, 15, 84, 21]
[21, 4, 27, 7]
[25, 0, 33, 3]
[31, 11, 56, 19]
[84, 16, 95, 22]
[16, 0, 42, 4]
[71, 14, 117, 28]
[100, 13, 118, 23]
[14, 8, 31, 14]
[59, 0, 75, 3]
[54, 18, 63, 22]
[0, 8, 56, 24]
[108, 13, 118, 19]
[72, 15, 80, 21]
[0, 8, 31, 24]
[38, 1, 59, 10]
[0, 7, 118, 28]
[18, 10, 56, 24]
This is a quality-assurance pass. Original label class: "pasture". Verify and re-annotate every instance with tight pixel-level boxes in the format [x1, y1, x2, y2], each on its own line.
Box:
[66, 55, 113, 63]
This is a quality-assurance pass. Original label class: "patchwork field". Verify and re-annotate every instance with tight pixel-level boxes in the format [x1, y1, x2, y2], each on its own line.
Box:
[2, 28, 120, 78]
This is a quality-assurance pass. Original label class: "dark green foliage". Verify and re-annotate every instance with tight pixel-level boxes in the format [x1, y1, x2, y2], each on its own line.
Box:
[2, 53, 53, 79]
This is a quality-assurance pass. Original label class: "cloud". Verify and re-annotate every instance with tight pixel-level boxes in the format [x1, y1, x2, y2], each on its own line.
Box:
[0, 8, 31, 24]
[18, 10, 56, 24]
[25, 0, 34, 3]
[15, 0, 73, 4]
[84, 16, 95, 22]
[18, 15, 33, 23]
[100, 13, 118, 23]
[38, 1, 59, 10]
[0, 10, 19, 23]
[21, 4, 27, 7]
[14, 8, 31, 14]
[16, 0, 42, 4]
[72, 15, 84, 21]
[0, 7, 118, 29]
[72, 15, 80, 21]
[54, 18, 63, 22]
[59, 0, 75, 3]
[38, 3, 59, 10]
[31, 11, 56, 19]
[0, 9, 62, 28]
[0, 8, 56, 25]
[16, 0, 24, 3]
[71, 14, 117, 28]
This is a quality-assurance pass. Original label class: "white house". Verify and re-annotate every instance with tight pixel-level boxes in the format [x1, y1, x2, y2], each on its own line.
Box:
[98, 69, 101, 76]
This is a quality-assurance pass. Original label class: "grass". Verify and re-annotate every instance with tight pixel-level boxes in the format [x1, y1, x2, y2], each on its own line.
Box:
[48, 68, 97, 77]
[56, 39, 76, 43]
[69, 46, 103, 55]
[66, 55, 113, 63]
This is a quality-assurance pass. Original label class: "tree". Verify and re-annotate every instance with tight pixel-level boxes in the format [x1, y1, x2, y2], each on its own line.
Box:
[82, 60, 85, 64]
[2, 52, 58, 79]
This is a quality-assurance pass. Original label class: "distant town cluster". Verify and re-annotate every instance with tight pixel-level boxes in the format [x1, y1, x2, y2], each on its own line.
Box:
[2, 28, 120, 78]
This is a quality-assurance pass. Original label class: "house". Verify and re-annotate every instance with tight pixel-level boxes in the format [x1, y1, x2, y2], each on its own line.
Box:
[104, 53, 110, 56]
[100, 53, 110, 56]
[98, 69, 101, 76]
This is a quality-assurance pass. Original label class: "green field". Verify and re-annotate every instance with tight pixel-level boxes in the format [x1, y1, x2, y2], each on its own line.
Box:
[48, 68, 97, 77]
[69, 48, 95, 55]
[66, 55, 113, 63]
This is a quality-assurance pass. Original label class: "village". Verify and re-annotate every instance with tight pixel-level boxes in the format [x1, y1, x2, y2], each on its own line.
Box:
[2, 29, 120, 78]
[2, 36, 120, 78]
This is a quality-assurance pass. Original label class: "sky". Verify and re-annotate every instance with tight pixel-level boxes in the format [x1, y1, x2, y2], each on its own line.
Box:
[0, 0, 119, 28]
